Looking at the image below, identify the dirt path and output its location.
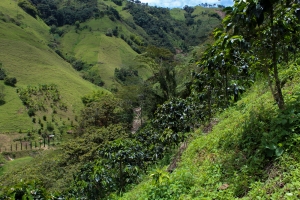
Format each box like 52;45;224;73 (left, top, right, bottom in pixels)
131;107;142;133
215;10;226;19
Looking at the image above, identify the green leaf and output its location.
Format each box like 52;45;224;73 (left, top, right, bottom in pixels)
275;147;284;157
281;119;287;125
266;143;276;150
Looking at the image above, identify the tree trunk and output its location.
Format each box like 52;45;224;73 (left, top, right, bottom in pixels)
271;6;285;109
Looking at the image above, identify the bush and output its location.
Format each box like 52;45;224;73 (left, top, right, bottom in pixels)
112;26;119;37
46;122;54;132
72;60;86;71
4;77;17;87
0;64;6;80
0;85;5;105
28;108;35;117
18;0;38;18
112;0;122;6
105;28;113;37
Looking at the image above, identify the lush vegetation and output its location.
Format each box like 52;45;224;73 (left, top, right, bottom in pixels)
3;0;300;199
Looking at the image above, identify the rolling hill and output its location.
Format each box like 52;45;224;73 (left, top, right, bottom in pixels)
0;0;105;133
0;0;222;134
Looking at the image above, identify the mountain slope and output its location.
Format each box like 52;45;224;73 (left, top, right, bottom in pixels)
0;0;223;133
0;0;106;132
119;61;300;199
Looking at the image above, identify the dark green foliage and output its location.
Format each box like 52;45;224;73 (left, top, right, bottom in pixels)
82;70;104;87
69;121;186;198
125;2;220;52
114;68;138;83
55;49;65;59
30;0;98;26
209;12;221;20
4;77;17;87
223;0;300;109
18;0;38;18
75;21;80;29
105;28;113;37
266;96;300;157
0;63;6;80
0;181;49;199
79;95;132;130
0;85;5;106
107;6;121;21
49;25;64;36
27;108;35;117
112;26;119;37
46;122;54;132
153;97;194;134
112;0;122;6
192;31;253;121
81;90;106;106
183;5;194;14
127;4;174;52
72;59;86;71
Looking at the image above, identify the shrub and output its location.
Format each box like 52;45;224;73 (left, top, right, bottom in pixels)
0;85;5;105
72;60;86;71
46;122;54;132
112;0;122;6
105;28;113;37
0;64;6;80
4;77;17;87
112;26;119;37
27;108;35;117
18;0;38;18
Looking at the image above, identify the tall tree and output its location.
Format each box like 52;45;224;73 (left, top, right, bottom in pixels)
223;0;300;109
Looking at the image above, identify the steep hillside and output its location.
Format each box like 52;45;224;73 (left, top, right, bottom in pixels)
59;17;148;88
119;60;300;199
0;0;106;133
0;0;223;133
49;0;222;88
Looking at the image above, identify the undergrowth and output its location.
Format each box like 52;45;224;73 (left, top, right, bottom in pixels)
119;61;300;199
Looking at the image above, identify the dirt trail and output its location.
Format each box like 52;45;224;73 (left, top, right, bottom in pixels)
131;107;142;133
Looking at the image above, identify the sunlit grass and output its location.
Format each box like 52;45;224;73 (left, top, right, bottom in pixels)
0;0;106;132
0;156;33;176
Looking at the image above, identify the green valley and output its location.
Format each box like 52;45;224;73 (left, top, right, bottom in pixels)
1;0;300;199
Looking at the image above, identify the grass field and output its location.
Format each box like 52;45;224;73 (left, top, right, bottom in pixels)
0;156;33;176
0;0;107;132
0;0;220;134
60;16;151;88
170;8;185;21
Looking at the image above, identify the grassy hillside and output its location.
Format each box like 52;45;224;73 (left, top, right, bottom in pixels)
60;16;150;88
0;0;106;133
0;156;33;177
57;1;222;88
119;61;300;199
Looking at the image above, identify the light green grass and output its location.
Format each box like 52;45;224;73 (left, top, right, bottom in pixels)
60;17;151;87
0;156;33;176
170;8;185;21
0;0;107;132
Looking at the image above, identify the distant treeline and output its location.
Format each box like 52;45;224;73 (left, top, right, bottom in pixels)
28;0;98;26
18;0;221;53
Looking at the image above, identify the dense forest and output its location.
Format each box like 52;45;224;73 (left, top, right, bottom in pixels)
1;0;300;199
